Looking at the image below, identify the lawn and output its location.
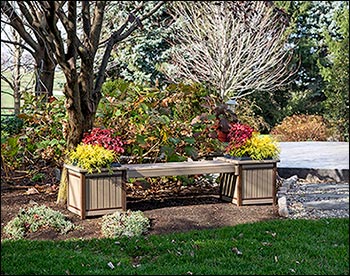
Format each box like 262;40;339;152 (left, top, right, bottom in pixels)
1;218;348;275
1;70;65;114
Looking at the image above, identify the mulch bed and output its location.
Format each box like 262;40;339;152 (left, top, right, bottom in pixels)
1;169;281;241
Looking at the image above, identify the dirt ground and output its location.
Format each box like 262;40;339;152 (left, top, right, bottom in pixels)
1;181;281;241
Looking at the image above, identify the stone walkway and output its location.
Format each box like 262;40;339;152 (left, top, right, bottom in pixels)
277;175;349;219
277;141;349;182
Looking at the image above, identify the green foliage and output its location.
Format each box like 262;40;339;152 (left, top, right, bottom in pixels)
254;2;347;131
68;144;117;173
1;116;24;136
1;136;20;160
318;3;349;141
4;205;77;240
1;92;67;172
105;2;173;86
98;79;225;163
275;1;341;94
101;210;150;238
31;173;45;182
271;114;332;141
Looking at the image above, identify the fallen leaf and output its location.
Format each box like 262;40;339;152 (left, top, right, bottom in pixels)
107;262;115;269
24;187;39;195
231;247;243;255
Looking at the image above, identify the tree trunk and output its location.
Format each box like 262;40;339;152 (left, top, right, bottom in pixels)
13;30;22;115
80;60;96;133
56;166;68;206
56;66;96;205
56;68;82;205
34;52;56;101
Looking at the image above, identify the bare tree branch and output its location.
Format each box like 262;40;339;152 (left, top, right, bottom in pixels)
82;1;91;40
1;1;39;51
94;1;166;96
1;39;35;56
166;1;296;100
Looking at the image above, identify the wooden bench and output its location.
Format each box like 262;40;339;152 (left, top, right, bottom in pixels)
122;157;279;206
66;157;278;219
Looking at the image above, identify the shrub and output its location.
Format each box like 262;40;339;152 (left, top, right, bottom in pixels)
1;93;67;174
4;205;77;240
227;123;255;148
1;116;24;136
97;80;224;162
270;114;332;141
101;210;150;238
68;144;117;173
82;127;124;155
226;132;280;160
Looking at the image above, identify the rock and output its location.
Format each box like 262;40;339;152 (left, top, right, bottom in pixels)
278;196;289;217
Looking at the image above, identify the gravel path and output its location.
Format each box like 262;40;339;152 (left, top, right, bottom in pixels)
277;175;349;219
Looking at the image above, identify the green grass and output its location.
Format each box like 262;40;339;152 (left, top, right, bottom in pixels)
1;70;65;112
1;218;349;275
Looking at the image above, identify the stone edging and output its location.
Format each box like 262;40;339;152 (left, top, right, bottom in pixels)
276;175;298;217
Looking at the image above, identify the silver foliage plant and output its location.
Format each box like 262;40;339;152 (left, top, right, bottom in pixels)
4;205;77;240
101;210;150;238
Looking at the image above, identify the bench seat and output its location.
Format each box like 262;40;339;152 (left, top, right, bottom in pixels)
122;159;237;178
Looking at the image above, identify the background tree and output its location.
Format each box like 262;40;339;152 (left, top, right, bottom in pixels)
273;1;344;115
1;1;57;100
103;2;174;86
164;1;295;101
1;28;25;115
318;2;349;141
1;1;165;204
241;1;348;132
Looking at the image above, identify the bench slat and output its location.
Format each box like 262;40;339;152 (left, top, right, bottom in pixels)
122;160;237;178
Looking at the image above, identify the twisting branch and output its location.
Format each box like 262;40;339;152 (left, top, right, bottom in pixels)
94;1;166;97
166;1;296;100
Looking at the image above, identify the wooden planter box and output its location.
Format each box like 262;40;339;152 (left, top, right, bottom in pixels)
216;157;279;206
64;164;128;219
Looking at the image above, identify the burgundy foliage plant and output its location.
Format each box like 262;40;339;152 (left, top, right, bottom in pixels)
82;128;124;154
